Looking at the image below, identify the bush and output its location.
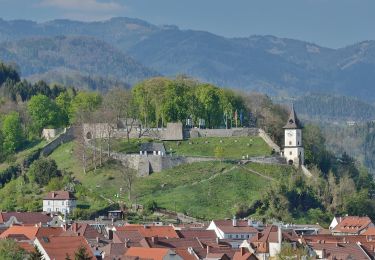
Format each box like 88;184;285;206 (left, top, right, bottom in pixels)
28;158;60;186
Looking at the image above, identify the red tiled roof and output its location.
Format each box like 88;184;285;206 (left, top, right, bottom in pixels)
309;242;370;260
175;248;196;260
213;220;258;234
0;212;52;225
17;241;36;253
43;191;76;200
0;226;64;241
362;227;375;236
233;248;257;260
177;229;217;239
0;226;39;240
37;236;94;259
116;224;179;238
60;223;105;240
333;216;373;234
124;247;170;260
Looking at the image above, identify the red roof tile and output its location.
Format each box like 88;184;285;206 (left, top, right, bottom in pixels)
124;247;171;260
43;191;76;200
0;212;52;225
213;220;258;234
333;216;373;234
116;224;179;238
37;236;94;259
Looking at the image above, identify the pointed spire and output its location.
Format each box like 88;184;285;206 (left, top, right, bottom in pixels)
283;104;302;129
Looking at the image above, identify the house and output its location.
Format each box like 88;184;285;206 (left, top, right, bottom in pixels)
331;216;374;235
240;225;283;259
308;241;371;259
60;222;107;246
43;191;77;214
114;224;179;238
140;142;166;156
233;248;258;260
34;235;95;260
207;217;258;248
0;226;63;241
124;247;183;260
0;212;53;227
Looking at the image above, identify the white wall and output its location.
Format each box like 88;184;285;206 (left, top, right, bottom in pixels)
43;199;76;214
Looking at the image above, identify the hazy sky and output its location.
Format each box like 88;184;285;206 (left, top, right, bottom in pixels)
0;0;373;48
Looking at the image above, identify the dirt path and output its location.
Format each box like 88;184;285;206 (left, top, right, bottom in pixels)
239;165;275;181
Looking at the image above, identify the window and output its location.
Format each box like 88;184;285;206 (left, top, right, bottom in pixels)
62;201;64;206
289;141;292;145
48;201;50;206
298;141;300;145
290;151;292;155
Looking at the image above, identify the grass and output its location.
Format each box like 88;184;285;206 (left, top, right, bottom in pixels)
0;139;47;171
48;140;295;221
163;137;272;159
133;161;295;220
110;138;153;153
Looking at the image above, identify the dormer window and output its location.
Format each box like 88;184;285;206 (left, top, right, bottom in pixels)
289;119;294;124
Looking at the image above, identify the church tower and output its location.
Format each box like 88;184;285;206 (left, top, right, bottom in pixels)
283;105;304;166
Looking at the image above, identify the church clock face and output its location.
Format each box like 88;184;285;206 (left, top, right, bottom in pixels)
287;131;294;137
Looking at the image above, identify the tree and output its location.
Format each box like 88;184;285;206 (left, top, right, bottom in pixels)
2;112;24;155
28;158;60;186
29;246;43;260
27;94;63;134
74;245;92;260
276;243;311;260
0;239;27;260
119;161;137;201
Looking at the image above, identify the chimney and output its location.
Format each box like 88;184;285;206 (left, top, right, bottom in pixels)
73;223;78;232
206;245;210;255
321;249;326;258
216;237;220;244
96;237;100;244
232;216;237;227
248;219;252;226
278;226;282;244
52;192;55;198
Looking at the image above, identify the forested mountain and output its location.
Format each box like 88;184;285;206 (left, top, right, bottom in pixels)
292;94;375;122
0;35;158;87
1;18;375;101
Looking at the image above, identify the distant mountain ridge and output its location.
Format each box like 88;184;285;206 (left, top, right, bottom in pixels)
0;35;158;88
1;17;375;100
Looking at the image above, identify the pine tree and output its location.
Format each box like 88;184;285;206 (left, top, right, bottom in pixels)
74;245;92;260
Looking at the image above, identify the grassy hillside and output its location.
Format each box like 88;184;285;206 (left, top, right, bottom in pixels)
48;140;294;220
164;136;272;159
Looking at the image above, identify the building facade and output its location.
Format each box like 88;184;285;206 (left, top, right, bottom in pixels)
43;191;77;214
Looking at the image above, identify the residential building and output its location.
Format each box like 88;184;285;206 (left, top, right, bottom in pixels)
0;212;53;227
124;247;183;260
43;191;77;214
331;216;374;236
140;142;166;156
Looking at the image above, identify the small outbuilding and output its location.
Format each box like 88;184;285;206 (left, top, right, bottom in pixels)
140;143;166;156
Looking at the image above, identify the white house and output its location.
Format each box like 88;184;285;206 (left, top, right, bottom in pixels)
282;105;304;166
140;142;166;156
207;217;258;248
43;191;77;214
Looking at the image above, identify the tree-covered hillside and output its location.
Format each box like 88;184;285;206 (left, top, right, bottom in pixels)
0;35;158;86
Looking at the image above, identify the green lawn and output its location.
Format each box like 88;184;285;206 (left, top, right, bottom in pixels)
110;138;153;153
163;136;272;159
133;161;295;220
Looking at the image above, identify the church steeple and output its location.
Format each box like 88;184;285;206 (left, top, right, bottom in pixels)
283;104;302;129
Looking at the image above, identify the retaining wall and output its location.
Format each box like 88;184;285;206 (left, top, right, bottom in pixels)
41;127;74;156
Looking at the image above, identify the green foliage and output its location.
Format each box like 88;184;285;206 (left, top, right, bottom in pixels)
0;239;27;260
214;146;224;161
28;158;60;186
28;94;64;134
70;91;102;122
1;112;25;155
132;77;246;128
164;137;271;159
0;62;20;86
29;246;43;260
277;243;311;260
74;245;92;260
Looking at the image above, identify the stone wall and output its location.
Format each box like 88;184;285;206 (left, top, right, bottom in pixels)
187;128;259;138
41;127;74;156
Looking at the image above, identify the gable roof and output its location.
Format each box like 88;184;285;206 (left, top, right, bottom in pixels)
115;224;179;238
37;236;94;260
0;226;63;240
124;247;171;260
140;143;166;153
332;216;373;234
43;191;76;200
0;212;52;225
60;223;105;240
177;229;217;239
309;242;370;260
283;104;302;129
213;220;258;234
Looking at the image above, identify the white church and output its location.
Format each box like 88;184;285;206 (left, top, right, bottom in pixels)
282;105;304;166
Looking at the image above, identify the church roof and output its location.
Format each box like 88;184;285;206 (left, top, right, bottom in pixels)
283;105;302;129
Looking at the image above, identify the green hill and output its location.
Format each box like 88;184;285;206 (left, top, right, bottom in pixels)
47;140;294;220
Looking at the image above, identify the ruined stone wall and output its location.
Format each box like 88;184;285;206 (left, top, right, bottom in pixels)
41;127;74;156
187;128;259;138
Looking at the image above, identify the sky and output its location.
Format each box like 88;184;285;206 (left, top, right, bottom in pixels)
0;0;373;48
